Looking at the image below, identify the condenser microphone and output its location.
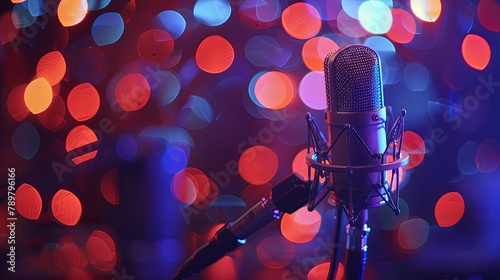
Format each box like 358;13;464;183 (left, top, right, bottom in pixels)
326;44;386;280
305;44;408;280
171;173;309;280
324;44;387;219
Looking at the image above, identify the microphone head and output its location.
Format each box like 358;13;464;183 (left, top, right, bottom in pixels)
325;45;383;113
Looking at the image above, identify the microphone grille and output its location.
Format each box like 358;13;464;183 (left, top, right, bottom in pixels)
324;45;383;112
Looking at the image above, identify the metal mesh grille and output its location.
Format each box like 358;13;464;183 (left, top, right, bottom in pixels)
324;45;383;112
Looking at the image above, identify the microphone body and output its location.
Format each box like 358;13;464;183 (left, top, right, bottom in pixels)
172;173;310;280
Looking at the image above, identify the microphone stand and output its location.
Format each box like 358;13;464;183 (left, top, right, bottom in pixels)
344;209;369;280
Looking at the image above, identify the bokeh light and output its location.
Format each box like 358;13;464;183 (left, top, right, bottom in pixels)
403;62;430;91
476;139;500;173
86;230;117;271
12;2;36;28
58;0;89;27
55;236;86;273
116;134;138;161
292;148;309;179
115;73;151;111
149;69;181;106
100;168;119;205
70;45;109;84
336;8;369;37
88;0;111;10
24;78;53;114
196;35;234;74
281;206;321;243
162;144;189;174
67;83;100;122
282;2;321;39
434;192;465;228
238;0;280;30
397;217;429;250
65;125;98;165
386;8;416;44
256;236;295;269
12;122;40;160
358;0;393;34
244;35;293;68
410;0;442;22
37;94;67;131
308;262;344;280
171;167;211;205
254;71;294;109
137;29;175;64
193;0;231;27
51;189;82;226
238;146;279;185
177;95;213;130
7;84;29;121
370;198;410;230
402;131;425;169
299;71;327;110
0;12;19;45
36;51;66;86
91;12;125;46
15;183;42;220
461;34;491;71
457;141;479;175
156;10;186;40
302;36;339;71
477;0;500;32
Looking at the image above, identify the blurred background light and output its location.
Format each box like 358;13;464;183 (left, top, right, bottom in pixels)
65;125;98;165
100;168;119;205
282;2;321;39
58;0;88;27
238;0;281;30
7;83;29;121
256;236;296;269
477;0;500;32
358;0;392;34
254;71;294;109
36;51;66;86
196;35;234;74
177;95;213;130
114;73;151;112
37;94;67;131
24;77;52;114
410;0;442;22
238;145;279;185
156;10;186;40
476;139;500;173
280;206;321;243
86;230;117;271
15;183;42;220
51;189;82;226
302;36;339;72
137;29;175;64
434;192;465;228
12;122;40;160
193;0;231;27
386;8;416;44
461;34;491;71
88;0;111;11
67;83;100;122
396;217;429;250
91;12;124;46
299;71;327;110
